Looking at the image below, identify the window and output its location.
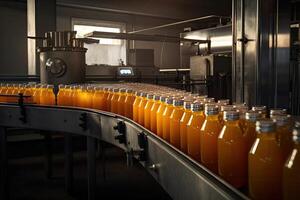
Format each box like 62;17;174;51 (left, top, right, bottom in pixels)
72;18;126;66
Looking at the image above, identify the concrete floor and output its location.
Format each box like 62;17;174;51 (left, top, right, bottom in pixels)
6;136;172;200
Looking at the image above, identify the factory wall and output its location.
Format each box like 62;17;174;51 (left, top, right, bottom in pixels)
0;1;183;76
0;2;27;75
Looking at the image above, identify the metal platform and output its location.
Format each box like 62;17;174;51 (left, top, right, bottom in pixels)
0;103;249;200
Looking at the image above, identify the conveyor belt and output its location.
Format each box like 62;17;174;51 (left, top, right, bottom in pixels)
0;103;249;200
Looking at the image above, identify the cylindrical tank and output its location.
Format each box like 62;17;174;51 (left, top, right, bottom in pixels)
38;31;87;85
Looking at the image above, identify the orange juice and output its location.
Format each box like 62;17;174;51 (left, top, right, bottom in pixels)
71;86;80;106
133;91;142;122
110;88;120;114
32;84;41;104
244;111;261;150
150;94;161;133
10;84;19;103
40;85;55;105
252;105;267;118
106;88;113;112
156;96;167;138
92;86;104;110
0;83;7;102
78;86;92;108
186;102;205;162
283;123;300;200
124;89;135;119
200;104;222;173
138;92;148;126
249;120;284;200
117;88;126;115
23;84;33;103
218;111;247;188
179;101;193;153
162;97;174;142
169;99;184;148
102;87;109;111
144;94;155;130
273;115;293;160
57;84;66;106
65;85;73;106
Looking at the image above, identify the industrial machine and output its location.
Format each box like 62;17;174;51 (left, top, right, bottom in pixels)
37;31;87;85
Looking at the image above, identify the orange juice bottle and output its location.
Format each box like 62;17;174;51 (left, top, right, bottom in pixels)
283;122;300;200
179;101;193;153
138;92;148;126
200;104;222;173
235;105;249;130
252;105;267;118
39;84;47;105
270;108;287;118
106;88;113;112
170;99;184;148
186;102;205;162
57;84;66;106
47;85;56;105
65;85;74;106
23;84;33;104
117;88;127;116
92;86;104;110
244;111;261;150
11;83;19;103
150;94;161;133
78;86;92;108
218;111;247;188
133;91;142;122
87;86;95;108
71;85;79;107
32;84;41;104
162;97;174;142
124;89;135;119
101;87;109;111
273;115;293;160
249;120;284;200
144;94;155;130
110;88;120;114
156;96;167;138
0;83;7;102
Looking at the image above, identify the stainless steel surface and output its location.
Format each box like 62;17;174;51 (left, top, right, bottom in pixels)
128;49;154;67
85;31;209;43
232;0;290;108
39;50;86;85
180;25;232;68
189;54;232;97
27;0;56;76
128;15;231;34
0;103;249;200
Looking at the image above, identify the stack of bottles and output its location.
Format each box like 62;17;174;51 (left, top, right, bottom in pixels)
0;82;299;200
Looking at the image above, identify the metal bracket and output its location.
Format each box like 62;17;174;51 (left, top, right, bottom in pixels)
113;121;126;144
137;132;147;161
18;93;27;123
237;37;254;44
79;113;88;131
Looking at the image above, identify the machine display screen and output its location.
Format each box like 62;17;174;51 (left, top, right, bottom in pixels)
118;67;134;76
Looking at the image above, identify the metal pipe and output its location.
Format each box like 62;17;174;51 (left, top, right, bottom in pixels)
128;15;231;34
57;2;179;21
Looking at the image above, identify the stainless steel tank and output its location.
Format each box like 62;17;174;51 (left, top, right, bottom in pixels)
37;31;87;85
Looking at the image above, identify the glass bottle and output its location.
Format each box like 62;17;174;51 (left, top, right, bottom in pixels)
187;102;205;162
162;97;174;142
179;101;193;153
170;99;184;149
144;94;155;130
249;120;284;200
200;104;222;173
156;96;167;138
218;111;247;188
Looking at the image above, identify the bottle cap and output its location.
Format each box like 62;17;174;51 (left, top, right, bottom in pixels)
191;102;204;111
204;97;215;103
252;105;267;112
272;115;290;127
218;99;230;105
245;110;261;122
126;89;133;93
147;93;154;99
113;88;120;92
224;111;239;121
160;96;167;102
166;97;174;105
154;94;161;101
120;88;126;93
205;104;219;115
174;99;184;106
141;92;147;97
270;108;287;117
135;91;141;96
221;105;235;112
293;122;300;143
58;84;65;89
184;101;192;110
256;120;276;133
47;85;54;89
87;86;94;91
